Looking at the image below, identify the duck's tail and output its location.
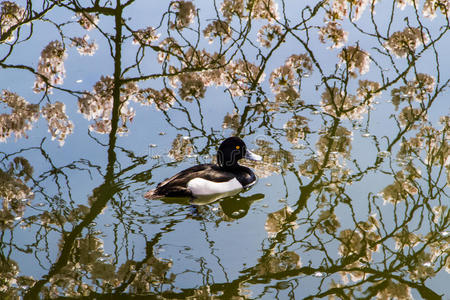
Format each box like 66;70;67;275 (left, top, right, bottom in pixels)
144;189;164;199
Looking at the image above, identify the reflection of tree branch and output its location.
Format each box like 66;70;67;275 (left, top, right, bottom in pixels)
62;261;440;299
0;1;57;43
112;214;182;294
24;165;119;299
0;62;86;96
23;1;125;298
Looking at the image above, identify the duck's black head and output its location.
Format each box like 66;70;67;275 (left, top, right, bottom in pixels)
217;137;261;168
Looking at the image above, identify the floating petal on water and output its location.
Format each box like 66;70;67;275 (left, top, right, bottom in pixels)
313;272;324;277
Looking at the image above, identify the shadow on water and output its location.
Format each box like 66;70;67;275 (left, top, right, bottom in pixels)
152;191;265;220
0;0;449;299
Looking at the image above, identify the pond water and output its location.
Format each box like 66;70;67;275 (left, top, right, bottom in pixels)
1;0;449;299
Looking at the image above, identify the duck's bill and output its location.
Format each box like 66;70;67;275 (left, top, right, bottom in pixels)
245;150;262;161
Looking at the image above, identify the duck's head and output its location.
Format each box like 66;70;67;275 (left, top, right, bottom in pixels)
217;137;262;168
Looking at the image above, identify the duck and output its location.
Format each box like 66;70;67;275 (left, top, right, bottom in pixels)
144;137;262;199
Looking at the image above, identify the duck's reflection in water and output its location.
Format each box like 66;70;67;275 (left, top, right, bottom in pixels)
219;193;264;219
149;190;264;220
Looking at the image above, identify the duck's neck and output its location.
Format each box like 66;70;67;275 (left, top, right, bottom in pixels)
218;162;240;170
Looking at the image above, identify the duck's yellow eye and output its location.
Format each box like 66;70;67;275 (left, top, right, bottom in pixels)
236;146;240;150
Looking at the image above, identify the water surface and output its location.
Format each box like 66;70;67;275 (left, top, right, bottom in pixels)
0;0;449;299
